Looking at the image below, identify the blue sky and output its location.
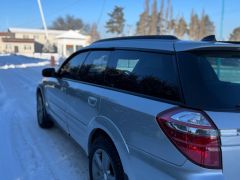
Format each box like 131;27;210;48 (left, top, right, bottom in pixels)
0;0;239;39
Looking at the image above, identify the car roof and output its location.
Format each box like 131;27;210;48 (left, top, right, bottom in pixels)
86;35;240;53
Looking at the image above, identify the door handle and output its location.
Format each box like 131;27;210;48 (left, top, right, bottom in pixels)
88;96;97;107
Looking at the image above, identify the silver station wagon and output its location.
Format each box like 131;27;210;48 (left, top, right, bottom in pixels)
37;35;240;180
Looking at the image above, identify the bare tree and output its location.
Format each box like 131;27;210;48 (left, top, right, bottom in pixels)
89;23;101;43
50;15;85;31
149;0;158;35
189;10;200;40
136;0;150;35
157;0;165;35
199;11;215;39
230;27;240;41
175;17;187;38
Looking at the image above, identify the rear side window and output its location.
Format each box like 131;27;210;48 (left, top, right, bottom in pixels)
79;51;111;85
105;50;180;102
59;51;88;79
177;51;240;110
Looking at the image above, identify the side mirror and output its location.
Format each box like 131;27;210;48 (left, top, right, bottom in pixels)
42;68;56;77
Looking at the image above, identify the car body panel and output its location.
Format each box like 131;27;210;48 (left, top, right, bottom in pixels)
37;37;240;180
63;78;100;146
42;77;69;132
207;111;240;180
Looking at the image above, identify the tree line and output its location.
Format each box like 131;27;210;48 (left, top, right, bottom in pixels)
49;1;240;41
105;0;215;40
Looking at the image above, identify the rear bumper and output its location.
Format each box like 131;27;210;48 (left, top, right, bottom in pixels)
128;145;223;180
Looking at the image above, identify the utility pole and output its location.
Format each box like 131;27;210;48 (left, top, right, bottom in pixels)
220;0;225;40
37;0;49;40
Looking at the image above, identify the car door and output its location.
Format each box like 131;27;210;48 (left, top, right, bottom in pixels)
65;50;111;145
45;51;89;132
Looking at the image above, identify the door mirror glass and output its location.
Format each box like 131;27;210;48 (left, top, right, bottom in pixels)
42;68;56;77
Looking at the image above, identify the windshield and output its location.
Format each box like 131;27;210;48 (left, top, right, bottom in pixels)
177;51;240;111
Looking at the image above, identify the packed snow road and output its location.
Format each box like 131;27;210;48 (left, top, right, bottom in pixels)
0;56;88;180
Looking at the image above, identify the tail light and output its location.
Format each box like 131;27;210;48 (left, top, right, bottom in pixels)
156;107;222;169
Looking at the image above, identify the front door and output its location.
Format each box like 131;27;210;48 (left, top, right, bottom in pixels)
14;46;19;53
66;50;111;145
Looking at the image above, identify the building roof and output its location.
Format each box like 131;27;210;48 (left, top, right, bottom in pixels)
2;38;34;43
8;28;67;35
56;30;88;40
0;32;14;37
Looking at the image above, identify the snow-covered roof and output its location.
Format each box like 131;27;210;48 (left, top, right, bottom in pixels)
56;30;88;40
8;28;67;35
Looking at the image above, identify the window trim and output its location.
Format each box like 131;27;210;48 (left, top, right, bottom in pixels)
57;47;183;104
57;50;90;79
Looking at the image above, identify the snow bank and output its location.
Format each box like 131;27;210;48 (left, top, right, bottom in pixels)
0;61;50;70
0;53;10;56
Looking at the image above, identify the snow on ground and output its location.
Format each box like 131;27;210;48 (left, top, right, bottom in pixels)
0;55;88;180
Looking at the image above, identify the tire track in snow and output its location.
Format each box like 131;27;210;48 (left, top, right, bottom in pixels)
10;108;59;180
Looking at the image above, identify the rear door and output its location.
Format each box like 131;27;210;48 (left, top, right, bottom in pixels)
100;50;186;167
65;50;112;145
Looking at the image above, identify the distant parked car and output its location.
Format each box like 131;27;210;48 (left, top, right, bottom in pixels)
37;35;240;180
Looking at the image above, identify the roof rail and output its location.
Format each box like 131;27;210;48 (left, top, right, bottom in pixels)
219;41;240;44
201;35;216;42
202;35;240;44
94;35;178;43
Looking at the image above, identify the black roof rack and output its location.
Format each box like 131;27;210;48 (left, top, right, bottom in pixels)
201;35;216;42
202;35;240;44
94;35;178;43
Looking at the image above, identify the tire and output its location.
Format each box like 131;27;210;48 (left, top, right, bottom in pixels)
37;93;53;129
89;136;125;180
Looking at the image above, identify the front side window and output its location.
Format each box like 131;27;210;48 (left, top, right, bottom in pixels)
79;51;111;85
105;50;180;102
59;51;88;79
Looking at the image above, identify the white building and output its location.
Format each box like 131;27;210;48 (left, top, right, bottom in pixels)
0;28;91;57
56;30;90;57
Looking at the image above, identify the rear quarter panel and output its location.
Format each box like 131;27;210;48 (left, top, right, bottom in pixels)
97;87;187;166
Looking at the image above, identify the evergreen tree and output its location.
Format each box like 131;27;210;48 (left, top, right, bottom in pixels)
189;11;200;40
157;0;165;35
105;6;125;35
230;27;240;41
165;0;170;31
175;17;187;38
200;13;215;38
168;2;175;33
136;0;150;35
149;0;158;35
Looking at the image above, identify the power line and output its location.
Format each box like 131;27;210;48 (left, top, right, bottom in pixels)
96;0;106;26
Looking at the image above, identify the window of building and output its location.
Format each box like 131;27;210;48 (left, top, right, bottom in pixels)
76;45;83;51
23;35;30;39
24;45;32;50
5;44;12;50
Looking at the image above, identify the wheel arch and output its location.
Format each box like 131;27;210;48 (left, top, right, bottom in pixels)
87;116;132;179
